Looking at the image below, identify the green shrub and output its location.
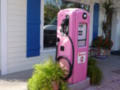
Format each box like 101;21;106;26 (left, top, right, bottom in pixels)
88;57;97;66
27;57;67;90
87;65;102;85
87;57;102;85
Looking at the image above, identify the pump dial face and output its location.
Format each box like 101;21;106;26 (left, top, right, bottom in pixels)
83;13;87;19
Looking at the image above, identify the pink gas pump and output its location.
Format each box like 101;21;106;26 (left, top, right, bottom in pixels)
56;8;90;84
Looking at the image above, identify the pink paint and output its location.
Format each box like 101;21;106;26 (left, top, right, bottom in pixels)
57;8;90;84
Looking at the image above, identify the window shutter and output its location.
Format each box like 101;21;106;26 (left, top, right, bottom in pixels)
27;0;41;57
93;3;99;40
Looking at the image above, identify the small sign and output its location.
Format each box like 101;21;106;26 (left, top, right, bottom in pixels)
78;24;87;47
78;52;86;64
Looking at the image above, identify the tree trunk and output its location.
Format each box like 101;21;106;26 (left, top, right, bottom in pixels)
106;13;112;40
52;81;59;90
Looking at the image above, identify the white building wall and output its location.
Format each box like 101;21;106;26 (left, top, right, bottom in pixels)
99;0;120;51
0;0;1;71
7;0;55;74
1;0;8;75
111;1;120;51
98;5;105;36
111;10;118;50
113;9;120;50
116;10;120;50
6;0;120;74
89;3;94;45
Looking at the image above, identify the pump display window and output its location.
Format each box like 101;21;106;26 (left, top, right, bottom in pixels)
44;0;90;48
78;24;87;47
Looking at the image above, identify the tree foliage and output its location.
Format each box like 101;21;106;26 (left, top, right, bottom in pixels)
44;1;59;25
102;0;114;40
44;0;77;25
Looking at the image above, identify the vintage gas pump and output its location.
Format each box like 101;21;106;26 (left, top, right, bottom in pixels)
56;8;90;84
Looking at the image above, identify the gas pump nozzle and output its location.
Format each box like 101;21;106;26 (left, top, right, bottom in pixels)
56;15;74;81
61;15;69;35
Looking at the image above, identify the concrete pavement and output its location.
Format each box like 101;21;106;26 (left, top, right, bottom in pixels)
0;55;120;90
85;55;120;90
0;70;33;90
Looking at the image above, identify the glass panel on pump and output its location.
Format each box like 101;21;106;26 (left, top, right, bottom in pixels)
78;24;87;47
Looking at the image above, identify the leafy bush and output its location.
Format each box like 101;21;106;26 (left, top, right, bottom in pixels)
27;57;67;90
87;65;102;85
87;57;102;85
92;36;113;50
88;57;96;66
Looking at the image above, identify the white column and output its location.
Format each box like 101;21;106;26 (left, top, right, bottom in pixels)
1;0;8;75
89;3;94;46
111;10;117;50
115;9;120;50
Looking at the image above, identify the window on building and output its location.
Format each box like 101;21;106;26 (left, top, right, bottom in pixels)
44;0;90;49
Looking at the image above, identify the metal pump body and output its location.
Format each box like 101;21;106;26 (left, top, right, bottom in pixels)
56;8;90;84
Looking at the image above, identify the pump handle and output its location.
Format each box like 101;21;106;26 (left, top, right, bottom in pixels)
61;15;69;35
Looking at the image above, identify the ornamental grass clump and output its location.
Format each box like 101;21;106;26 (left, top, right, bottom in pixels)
27;57;67;90
87;57;102;85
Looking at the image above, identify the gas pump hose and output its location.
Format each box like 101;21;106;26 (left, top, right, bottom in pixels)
56;35;74;81
56;15;74;80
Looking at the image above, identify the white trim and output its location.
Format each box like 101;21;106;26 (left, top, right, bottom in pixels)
1;0;8;75
40;0;56;53
89;3;94;45
40;0;44;52
42;49;56;53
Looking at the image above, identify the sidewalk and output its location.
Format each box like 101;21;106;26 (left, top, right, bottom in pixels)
0;70;33;90
85;55;120;90
0;55;120;90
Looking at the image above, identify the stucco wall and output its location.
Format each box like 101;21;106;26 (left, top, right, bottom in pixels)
7;0;55;74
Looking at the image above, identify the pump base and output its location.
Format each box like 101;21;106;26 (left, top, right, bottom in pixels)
68;78;90;90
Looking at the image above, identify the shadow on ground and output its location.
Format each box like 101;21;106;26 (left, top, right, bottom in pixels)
0;69;33;82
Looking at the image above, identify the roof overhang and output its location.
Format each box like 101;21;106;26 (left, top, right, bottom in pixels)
63;0;100;5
